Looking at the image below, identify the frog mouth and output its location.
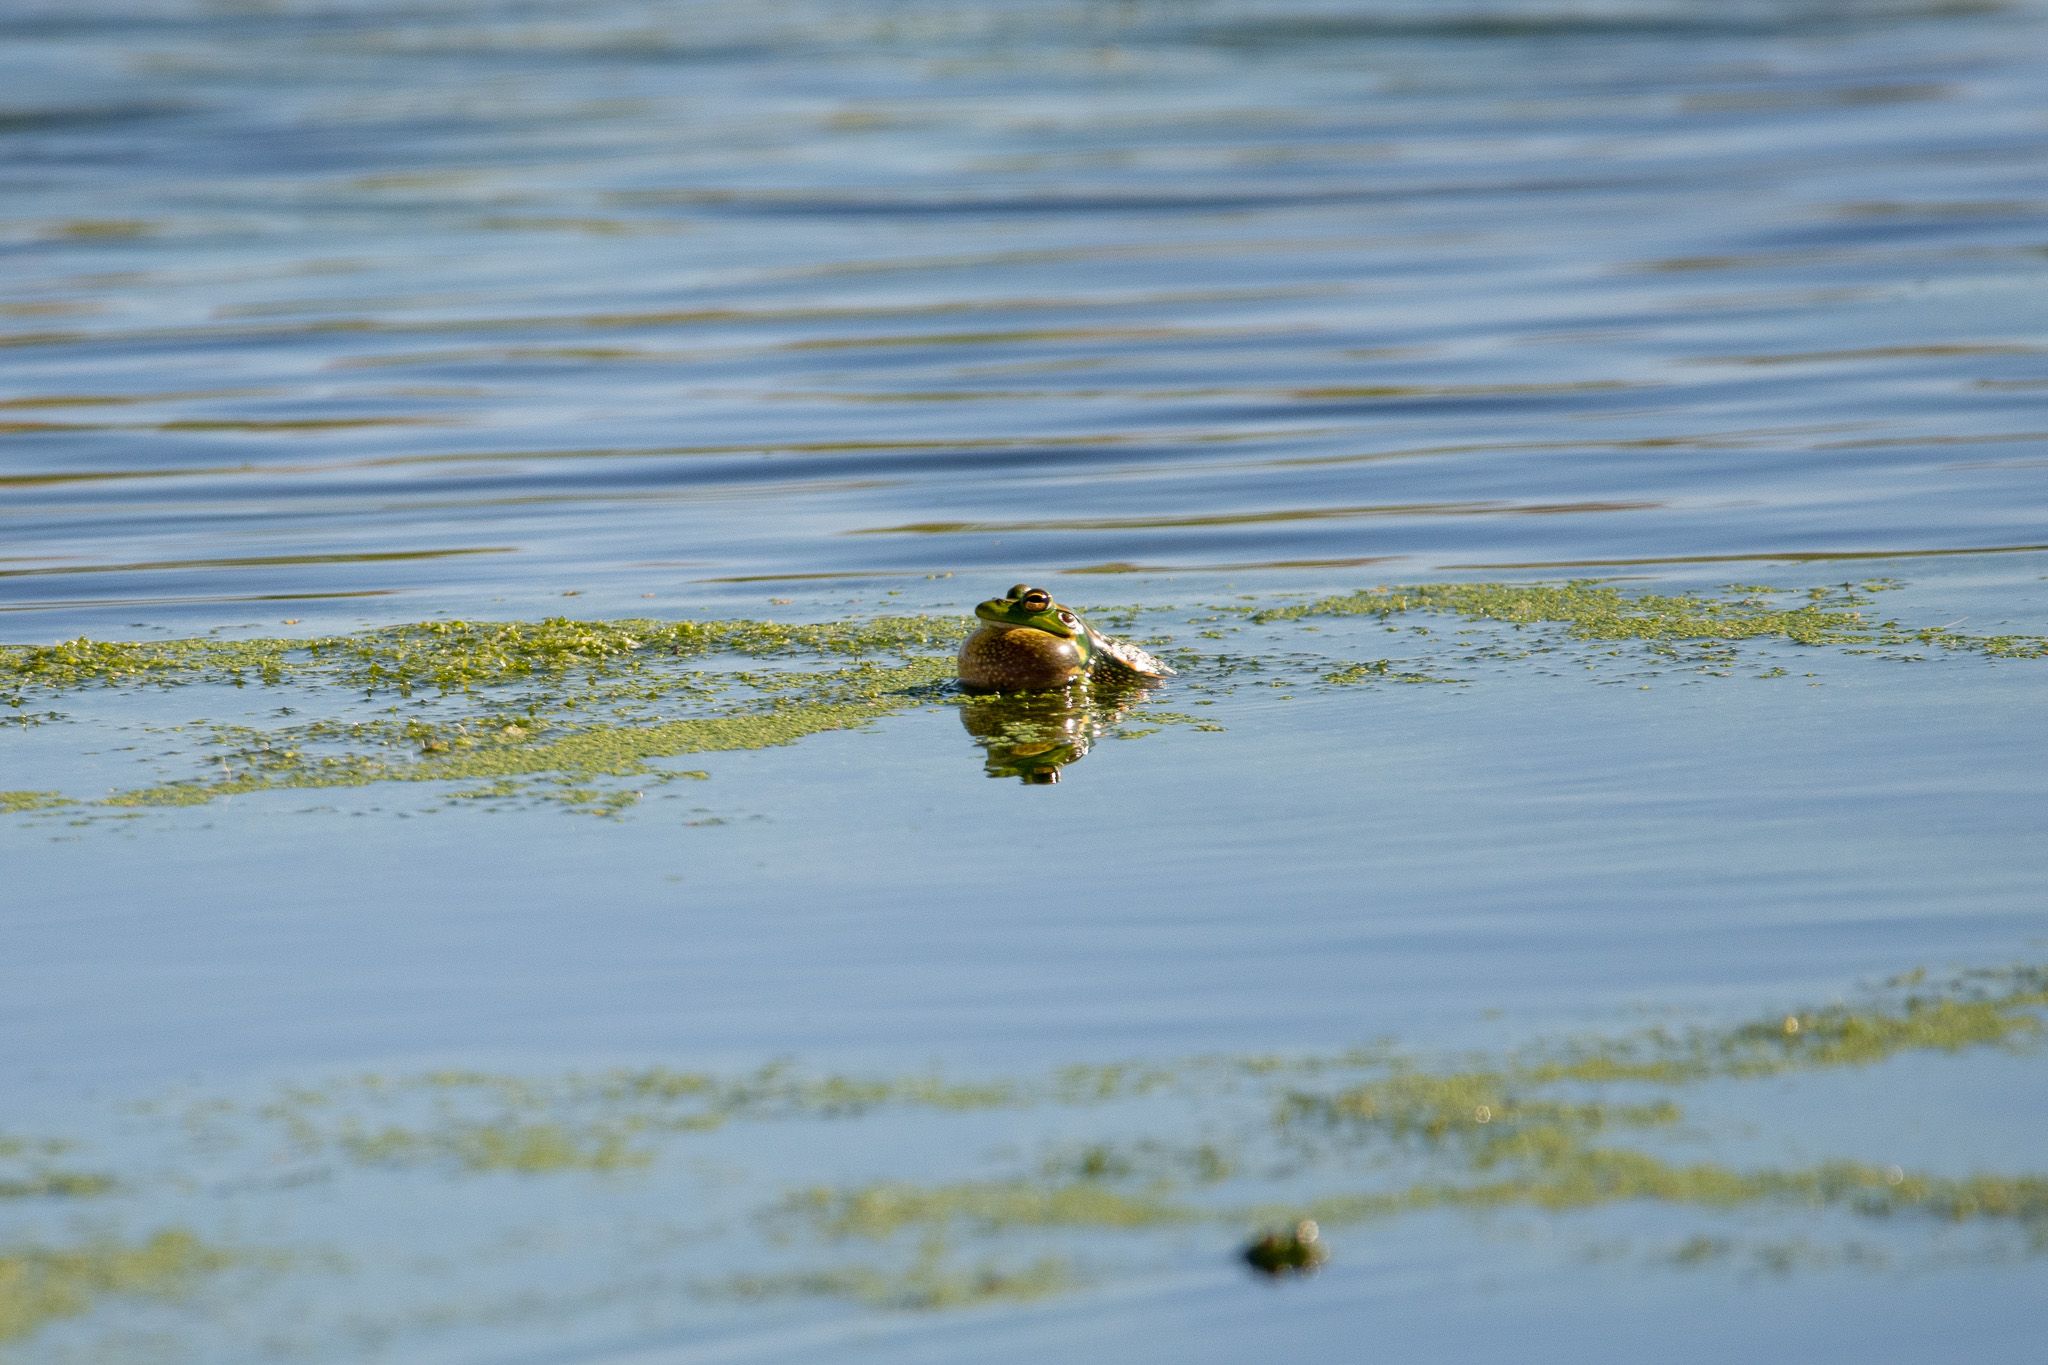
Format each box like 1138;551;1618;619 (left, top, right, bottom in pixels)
974;606;1076;637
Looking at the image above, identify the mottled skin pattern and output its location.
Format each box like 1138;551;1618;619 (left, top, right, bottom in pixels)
957;623;1089;692
956;584;1171;693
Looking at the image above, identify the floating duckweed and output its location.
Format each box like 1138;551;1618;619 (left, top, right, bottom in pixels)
1319;660;1451;685
0;791;71;814
0;1229;233;1345
0;1138;70;1160
0;1135;112;1200
783;1152;2048;1247
1524;984;2048;1085
1043;1139;1237;1185
205;968;2048;1202
0;962;2040;1345
336;1120;653;1174
2;614;965;814
1248;581;2048;660
784;1179;1194;1239
0;614;963;703
0;1169;116;1199
1051;1062;1178;1103
1280;1069;1681;1143
0;637;292;696
6;582;2042;816
721;1240;1073;1311
1668;1233;1733;1265
1285;1150;2048;1228
99;674;949;812
753;964;2048;1269
222;1062;1030;1177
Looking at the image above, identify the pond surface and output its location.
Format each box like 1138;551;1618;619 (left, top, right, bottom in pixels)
4;1;2048;1360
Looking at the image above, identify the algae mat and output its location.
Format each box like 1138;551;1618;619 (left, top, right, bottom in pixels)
2;962;2046;1360
4;577;2048;1360
5;579;2039;817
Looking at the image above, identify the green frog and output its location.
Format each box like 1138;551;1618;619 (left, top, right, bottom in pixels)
956;584;1175;693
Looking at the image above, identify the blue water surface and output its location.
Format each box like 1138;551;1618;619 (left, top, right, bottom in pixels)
4;1;2047;1360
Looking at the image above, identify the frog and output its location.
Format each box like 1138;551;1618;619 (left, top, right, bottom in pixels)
956;584;1175;693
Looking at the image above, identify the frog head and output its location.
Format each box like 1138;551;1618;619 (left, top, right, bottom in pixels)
973;584;1086;640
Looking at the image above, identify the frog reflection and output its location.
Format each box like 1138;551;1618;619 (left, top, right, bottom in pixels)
957;680;1154;784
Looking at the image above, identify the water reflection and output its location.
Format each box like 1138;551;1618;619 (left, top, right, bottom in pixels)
957;681;1155;785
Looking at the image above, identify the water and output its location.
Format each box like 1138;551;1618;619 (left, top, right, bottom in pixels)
4;1;2047;1360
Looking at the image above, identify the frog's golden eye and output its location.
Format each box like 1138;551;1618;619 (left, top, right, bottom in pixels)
1018;589;1053;613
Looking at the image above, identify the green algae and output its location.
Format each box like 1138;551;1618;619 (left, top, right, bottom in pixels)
1246;580;2048;661
192;1062;1033;1182
770;1154;2048;1244
721;1240;1073;1311
43;647;953;814
0;637;294;697
0;1229;233;1346
783;1179;1194;1240
229;966;2043;1188
0;1136;111;1200
4;580;2041;817
777;1153;2048;1245
1042;1140;1236;1185
7;961;2047;1351
0;1139;69;1161
336;1120;653;1175
1647;1234;1894;1273
0;1169;116;1199
756;963;2048;1257
0;614;961;703
122;967;2048;1200
100;679;946;811
1319;659;1454;685
420;1060;1021;1119
1278;1154;2048;1229
0;792;70;815
1516;970;2048;1086
1279;1068;1682;1145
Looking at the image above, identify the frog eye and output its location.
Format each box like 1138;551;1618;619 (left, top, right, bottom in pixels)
1007;584;1034;600
1018;589;1053;613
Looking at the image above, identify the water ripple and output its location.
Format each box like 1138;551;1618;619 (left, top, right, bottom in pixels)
1;0;2044;631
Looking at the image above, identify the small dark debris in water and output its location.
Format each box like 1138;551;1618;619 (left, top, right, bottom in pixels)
1243;1219;1327;1276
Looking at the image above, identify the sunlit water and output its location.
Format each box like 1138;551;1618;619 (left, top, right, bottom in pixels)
4;1;2048;1361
